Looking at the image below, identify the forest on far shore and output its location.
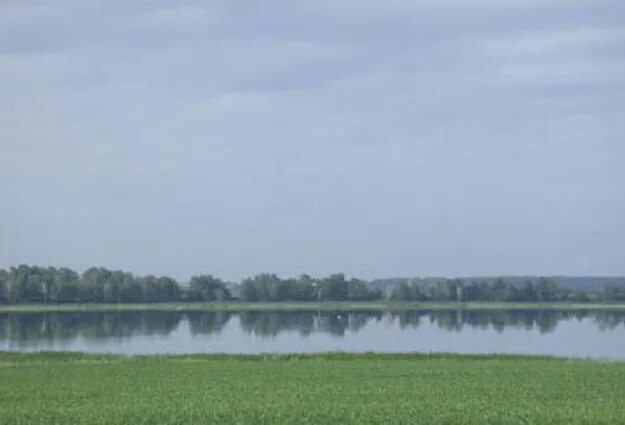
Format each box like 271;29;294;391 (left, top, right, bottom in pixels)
1;265;624;305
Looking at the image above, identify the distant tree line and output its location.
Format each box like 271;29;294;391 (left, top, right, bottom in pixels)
387;278;592;303
0;266;379;304
237;273;379;302
0;265;624;304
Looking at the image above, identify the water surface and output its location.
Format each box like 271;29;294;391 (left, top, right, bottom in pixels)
1;309;624;359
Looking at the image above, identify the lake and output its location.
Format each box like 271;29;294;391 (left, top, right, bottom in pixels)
1;309;624;359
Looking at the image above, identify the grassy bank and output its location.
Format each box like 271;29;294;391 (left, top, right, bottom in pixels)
1;352;624;424
1;301;625;313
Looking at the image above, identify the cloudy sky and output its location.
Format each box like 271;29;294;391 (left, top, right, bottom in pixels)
1;0;624;280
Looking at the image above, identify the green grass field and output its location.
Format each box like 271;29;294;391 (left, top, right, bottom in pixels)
1;352;624;424
1;301;624;313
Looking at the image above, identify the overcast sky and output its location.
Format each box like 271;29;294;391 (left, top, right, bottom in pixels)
1;0;624;280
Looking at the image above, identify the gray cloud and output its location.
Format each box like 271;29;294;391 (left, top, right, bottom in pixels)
1;0;624;279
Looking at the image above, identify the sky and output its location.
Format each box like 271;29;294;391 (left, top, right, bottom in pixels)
1;0;624;281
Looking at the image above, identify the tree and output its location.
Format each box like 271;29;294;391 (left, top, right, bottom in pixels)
445;279;464;302
468;281;492;302
266;275;289;301
319;273;349;301
0;269;8;304
81;267;112;302
290;275;316;301
138;275;159;302
490;278;509;302
39;267;56;304
157;276;181;302
188;275;231;302
408;282;426;301
238;278;259;301
6;265;45;303
55;268;81;303
599;283;625;302
347;278;378;301
390;282;410;301
536;277;559;302
121;277;144;303
237;274;284;301
508;280;536;302
103;271;126;303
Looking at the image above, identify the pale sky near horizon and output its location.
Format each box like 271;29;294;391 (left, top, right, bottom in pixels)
1;0;624;280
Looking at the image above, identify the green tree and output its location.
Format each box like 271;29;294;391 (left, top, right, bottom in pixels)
459;280;495;302
536;277;559;302
0;269;8;303
54;267;81;303
238;274;282;301
445;279;464;302
138;275;159;302
121;277;144;302
81;267;112;302
103;271;126;303
290;275;316;301
7;265;45;303
157;276;181;301
347;278;377;301
390;282;411;301
266;275;289;301
188;275;230;302
509;280;536;302
599;283;625;302
238;278;259;301
319;273;349;301
491;278;509;302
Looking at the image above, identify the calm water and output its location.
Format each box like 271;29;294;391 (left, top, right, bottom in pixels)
1;309;625;359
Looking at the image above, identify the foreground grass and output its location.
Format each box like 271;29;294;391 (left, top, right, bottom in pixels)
1;300;624;313
1;352;624;424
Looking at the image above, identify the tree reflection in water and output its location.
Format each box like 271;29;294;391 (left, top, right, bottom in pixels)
0;309;624;343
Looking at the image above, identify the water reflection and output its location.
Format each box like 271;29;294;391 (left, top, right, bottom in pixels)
394;310;599;334
1;309;624;343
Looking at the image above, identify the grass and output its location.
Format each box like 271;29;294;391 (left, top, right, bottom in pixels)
1;352;625;424
1;300;625;313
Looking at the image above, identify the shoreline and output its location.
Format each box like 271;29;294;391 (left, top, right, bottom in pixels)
1;300;625;313
0;350;620;363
